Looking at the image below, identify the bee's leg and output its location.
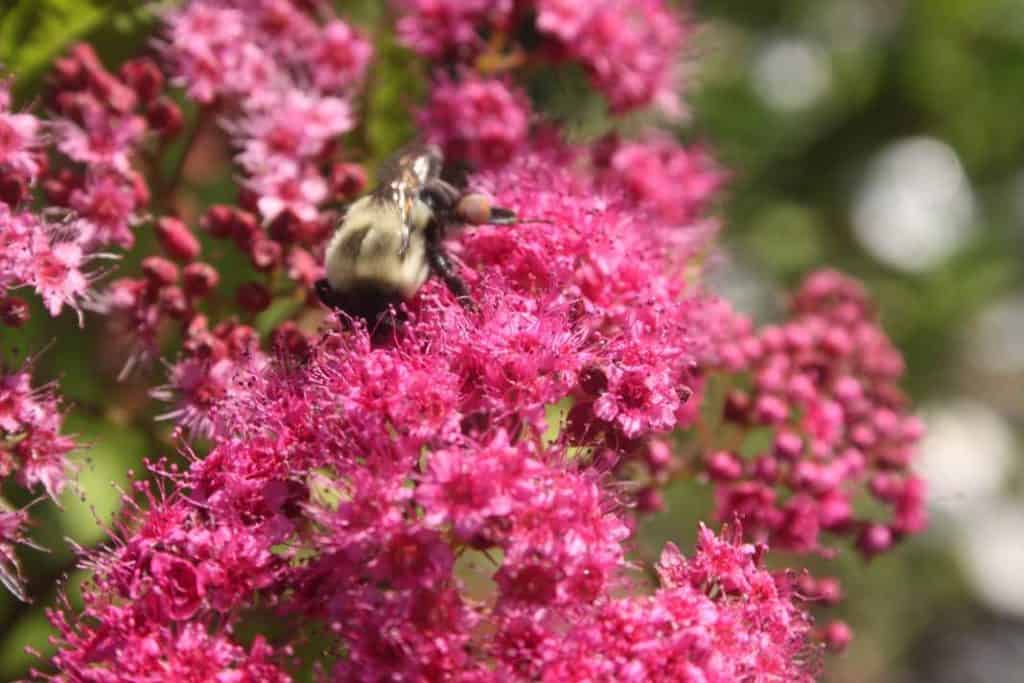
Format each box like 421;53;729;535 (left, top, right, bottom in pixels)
420;179;462;217
315;278;404;327
425;228;474;310
487;206;518;225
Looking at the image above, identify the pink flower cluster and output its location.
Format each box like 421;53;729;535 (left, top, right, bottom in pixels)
396;0;686;114
593;133;727;225
0;80;95;322
0;361;75;600
703;270;927;559
0;0;927;678
93;0;372;370
1;43;180;325
46;44;161;250
164;0;371;224
45;148;817;679
417;73;532;168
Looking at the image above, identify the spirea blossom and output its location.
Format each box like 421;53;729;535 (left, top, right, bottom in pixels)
0;204;95;319
0;361;76;601
0;80;43;190
393;0;514;61
594;133;726;225
418;74;532;168
514;527;816;682
44;146;818;679
703;270;927;558
4;0;926;677
163;0;371;225
393;0;687;114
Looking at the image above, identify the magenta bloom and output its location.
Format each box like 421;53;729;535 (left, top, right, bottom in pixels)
394;0;514;60
69;172;140;249
248;161;329;223
309;20;374;92
42;143;814;678
233;90;354;174
0;84;43;181
55;108;145;175
418;73;532;168
595;134;726;224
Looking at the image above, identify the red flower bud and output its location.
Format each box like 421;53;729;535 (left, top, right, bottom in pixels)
183;262;220;298
329;162;367;199
0;296;30;327
147;97;183;138
141;256;179;287
156;217;201;262
201;205;236;238
0;174;28;207
158;285;190;320
251;239;282;271
120;58;165;102
822;620;853;652
236;282;271;313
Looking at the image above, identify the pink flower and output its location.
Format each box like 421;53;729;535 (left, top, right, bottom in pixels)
0;86;43;180
149;552;206;620
234;90;354;173
595;134;726;224
418;73;532;168
393;0;514;59
308;20;373;92
571;0;688;114
55;107;145;174
534;0;596;42
30;234;90;318
494;527;815;681
163;4;263;103
248;161;328;223
593;364;680;438
70;172;140;249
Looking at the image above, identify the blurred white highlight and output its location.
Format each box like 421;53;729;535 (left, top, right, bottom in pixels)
852;137;976;272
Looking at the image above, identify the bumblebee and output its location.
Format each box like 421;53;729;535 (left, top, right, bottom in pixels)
316;143;516;324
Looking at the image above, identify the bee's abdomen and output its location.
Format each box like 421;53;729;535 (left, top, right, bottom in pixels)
325;207;430;299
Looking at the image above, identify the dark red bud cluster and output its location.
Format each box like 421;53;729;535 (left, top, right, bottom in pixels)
329;162;367;199
0;295;30;327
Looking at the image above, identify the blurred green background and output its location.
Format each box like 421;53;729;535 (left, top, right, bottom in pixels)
2;1;1024;681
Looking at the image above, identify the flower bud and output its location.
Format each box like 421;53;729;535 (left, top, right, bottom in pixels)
856;523;893;557
147;97;183;138
705;451;743;482
329;162;367;199
823;620;853;652
156;217;201;262
251;239;283;271
0;296;30;327
202;205;236;238
816;577;843;606
635;486;664;513
141;256;179;287
236;282;271;313
753;394;788;425
183;262;219;298
0;173;29;207
158;285;189;319
723;389;750;423
120;58;164;102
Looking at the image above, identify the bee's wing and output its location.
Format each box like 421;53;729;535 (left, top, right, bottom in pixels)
376;143;443;187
